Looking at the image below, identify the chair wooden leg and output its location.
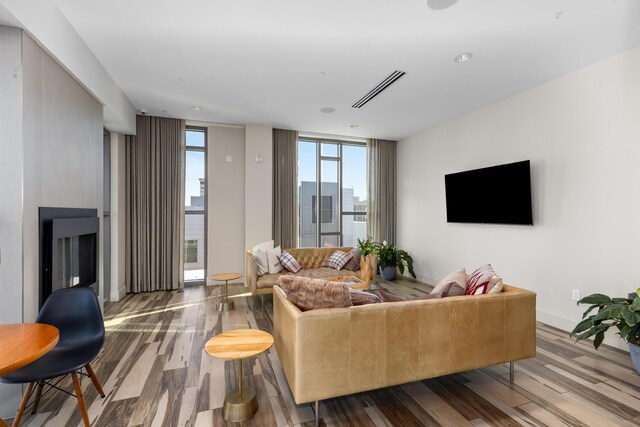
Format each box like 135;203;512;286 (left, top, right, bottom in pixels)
12;383;34;427
31;382;44;414
85;364;105;398
71;372;91;427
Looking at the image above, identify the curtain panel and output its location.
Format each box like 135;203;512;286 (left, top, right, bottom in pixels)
273;128;299;249
367;138;397;244
126;115;185;293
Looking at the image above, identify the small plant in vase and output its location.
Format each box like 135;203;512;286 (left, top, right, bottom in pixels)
570;289;640;374
356;237;378;284
376;241;416;281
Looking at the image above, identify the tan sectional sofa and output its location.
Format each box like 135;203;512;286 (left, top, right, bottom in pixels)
273;283;536;424
245;247;369;296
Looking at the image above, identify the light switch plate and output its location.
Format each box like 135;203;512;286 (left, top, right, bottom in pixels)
256;153;263;163
225;156;232;162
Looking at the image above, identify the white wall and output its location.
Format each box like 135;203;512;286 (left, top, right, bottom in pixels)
21;31;104;323
110;132;126;301
0;28;103;418
0;25;24;416
244;124;273;250
397;46;640;348
207;125;245;282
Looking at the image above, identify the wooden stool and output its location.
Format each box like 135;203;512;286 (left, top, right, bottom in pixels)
204;329;273;422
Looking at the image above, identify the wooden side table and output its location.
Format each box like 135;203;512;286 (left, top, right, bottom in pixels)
0;324;59;427
205;329;273;422
208;272;243;311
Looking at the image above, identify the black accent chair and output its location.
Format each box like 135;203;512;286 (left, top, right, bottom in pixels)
0;287;106;426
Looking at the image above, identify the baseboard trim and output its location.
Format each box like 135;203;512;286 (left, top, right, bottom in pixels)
537;309;628;352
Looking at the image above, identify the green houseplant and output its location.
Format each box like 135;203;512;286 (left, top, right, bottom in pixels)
570;288;640;374
376;241;416;281
357;237;379;284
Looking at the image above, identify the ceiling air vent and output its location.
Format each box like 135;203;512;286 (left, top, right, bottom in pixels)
352;70;406;108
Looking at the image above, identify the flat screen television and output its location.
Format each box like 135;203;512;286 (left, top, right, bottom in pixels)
445;160;533;225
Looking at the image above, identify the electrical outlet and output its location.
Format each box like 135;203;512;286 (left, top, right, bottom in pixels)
572;289;581;301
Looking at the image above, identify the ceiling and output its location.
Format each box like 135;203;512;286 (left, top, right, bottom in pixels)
53;0;640;140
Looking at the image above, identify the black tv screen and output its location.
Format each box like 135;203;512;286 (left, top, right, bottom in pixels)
445;160;533;225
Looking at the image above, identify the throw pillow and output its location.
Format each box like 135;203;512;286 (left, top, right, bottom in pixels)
343;248;362;272
323;250;354;270
278;251;302;273
431;268;467;297
278;276;352;311
266;246;283;274
378;289;443;302
466;264;497;295
350;288;380;306
488;275;504;293
252;240;274;276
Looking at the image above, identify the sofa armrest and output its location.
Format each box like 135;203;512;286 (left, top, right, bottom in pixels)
245;251;259;294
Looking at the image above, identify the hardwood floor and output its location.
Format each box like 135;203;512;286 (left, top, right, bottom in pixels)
11;279;640;427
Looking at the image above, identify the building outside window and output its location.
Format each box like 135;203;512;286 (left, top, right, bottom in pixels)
297;139;367;248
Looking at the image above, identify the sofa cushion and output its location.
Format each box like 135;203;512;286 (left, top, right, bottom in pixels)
466;264;498;295
431;268;467;297
488;276;504;293
278;251;302;273
284;247;353;269
256;267;359;289
379;289;443;302
266;246;283;274
349;288;380;306
252;240;274;276
343;248;361;272
279;276;352;311
323;250;353;270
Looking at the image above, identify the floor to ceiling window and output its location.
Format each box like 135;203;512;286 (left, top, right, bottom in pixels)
184;127;207;284
297;138;367;248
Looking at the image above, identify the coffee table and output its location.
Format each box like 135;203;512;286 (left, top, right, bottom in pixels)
209;272;243;311
0;324;59;427
205;329;273;422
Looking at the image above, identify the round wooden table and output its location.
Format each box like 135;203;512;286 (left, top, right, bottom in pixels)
205;329;273;422
208;272;243;312
0;324;59;427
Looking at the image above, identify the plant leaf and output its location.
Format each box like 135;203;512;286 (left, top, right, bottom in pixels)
592;304;623;322
629;297;640;312
637;288;640;297
573;323;609;342
594;331;606;349
578;294;612;306
622;309;640;327
582;305;600;319
571;317;594;335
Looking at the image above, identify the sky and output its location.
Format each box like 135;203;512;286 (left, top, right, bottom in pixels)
185;133;367;207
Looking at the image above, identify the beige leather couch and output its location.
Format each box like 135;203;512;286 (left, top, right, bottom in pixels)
273;283;536;421
245;247;368;296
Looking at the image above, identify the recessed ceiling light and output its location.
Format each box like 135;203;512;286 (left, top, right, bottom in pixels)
192;106;202;111
350;124;359;128
320;107;336;113
320;71;327;76
454;52;473;63
427;0;458;10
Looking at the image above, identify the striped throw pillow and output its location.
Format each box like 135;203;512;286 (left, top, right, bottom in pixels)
278;251;302;273
323;250;353;270
466;264;501;295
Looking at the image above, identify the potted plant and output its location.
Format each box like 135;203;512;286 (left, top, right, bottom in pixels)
570;289;640;374
357;237;378;284
375;241;416;281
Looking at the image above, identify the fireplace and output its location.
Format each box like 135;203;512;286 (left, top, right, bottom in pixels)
39;207;99;308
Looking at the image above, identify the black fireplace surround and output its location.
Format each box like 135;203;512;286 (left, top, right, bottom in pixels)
39;207;99;308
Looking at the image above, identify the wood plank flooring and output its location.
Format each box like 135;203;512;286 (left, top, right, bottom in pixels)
9;279;640;427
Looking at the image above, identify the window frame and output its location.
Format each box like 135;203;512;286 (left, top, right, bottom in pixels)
184;126;208;285
298;137;367;248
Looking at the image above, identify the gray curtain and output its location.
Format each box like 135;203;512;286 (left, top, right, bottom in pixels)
126;115;185;293
273;128;299;249
367;138;397;244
